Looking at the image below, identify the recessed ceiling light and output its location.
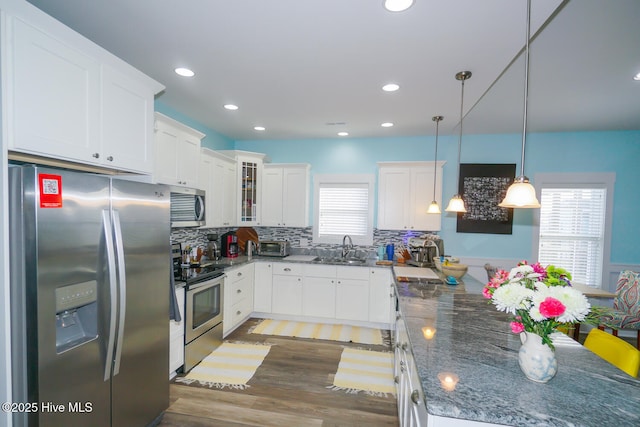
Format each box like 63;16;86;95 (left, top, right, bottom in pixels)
174;67;195;77
382;83;400;92
223;104;239;110
337;132;349;136
633;72;640;81
381;122;394;127
383;0;414;12
254;126;266;131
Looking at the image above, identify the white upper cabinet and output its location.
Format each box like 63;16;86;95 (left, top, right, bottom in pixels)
220;151;267;226
262;164;310;227
199;148;237;227
377;161;445;231
3;4;164;173
154;113;204;187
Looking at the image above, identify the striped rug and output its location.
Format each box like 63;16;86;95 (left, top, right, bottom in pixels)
250;319;383;345
175;342;271;389
328;348;396;397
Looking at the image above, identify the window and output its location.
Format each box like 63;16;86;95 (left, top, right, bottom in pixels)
533;173;615;288
313;174;374;245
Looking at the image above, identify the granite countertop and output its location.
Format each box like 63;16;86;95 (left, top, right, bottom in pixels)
395;274;640;427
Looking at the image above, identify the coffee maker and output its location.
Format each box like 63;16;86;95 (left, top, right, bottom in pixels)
407;237;443;268
220;231;239;258
206;233;221;260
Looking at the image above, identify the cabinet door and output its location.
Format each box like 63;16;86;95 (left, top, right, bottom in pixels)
177;133;201;187
8;16;100;162
221;159;237;227
369;268;393;324
101;66;154;173
411;167;441;231
335;278;369;321
238;157;262;225
282;167;309;227
254;262;273;313
154;121;181;185
199;151;214;227
377;168;411;230
272;275;302;315
261;167;284;226
302;277;336;318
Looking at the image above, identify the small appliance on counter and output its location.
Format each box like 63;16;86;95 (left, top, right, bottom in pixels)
220;231;239;258
206;233;221;260
258;240;291;257
406;237;444;268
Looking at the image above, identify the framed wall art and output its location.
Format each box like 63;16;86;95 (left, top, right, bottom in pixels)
456;163;516;234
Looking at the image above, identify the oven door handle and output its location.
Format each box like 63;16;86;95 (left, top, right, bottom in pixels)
188;275;225;291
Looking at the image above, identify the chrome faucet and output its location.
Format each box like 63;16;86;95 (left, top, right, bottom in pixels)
341;235;354;258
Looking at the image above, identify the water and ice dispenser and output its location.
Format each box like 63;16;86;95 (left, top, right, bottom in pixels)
55;280;98;353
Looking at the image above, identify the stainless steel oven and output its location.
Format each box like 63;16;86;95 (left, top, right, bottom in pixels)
184;273;224;372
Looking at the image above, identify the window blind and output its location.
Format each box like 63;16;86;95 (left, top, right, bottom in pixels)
538;187;606;288
318;183;369;237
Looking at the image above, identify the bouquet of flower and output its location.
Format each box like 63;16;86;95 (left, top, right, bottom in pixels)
483;261;591;349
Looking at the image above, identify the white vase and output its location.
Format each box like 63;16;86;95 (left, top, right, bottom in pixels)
518;331;557;383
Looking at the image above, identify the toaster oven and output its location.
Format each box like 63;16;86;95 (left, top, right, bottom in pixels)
258;240;290;257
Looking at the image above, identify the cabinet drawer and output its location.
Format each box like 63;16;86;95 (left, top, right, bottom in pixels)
227;265;252;284
228;276;253;305
303;264;337;278
272;262;303;276
229;298;252;327
336;265;369;280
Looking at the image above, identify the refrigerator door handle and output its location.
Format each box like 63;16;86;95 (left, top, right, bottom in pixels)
112;210;127;376
102;210;118;382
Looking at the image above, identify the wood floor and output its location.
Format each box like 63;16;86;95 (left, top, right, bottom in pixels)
159;318;399;427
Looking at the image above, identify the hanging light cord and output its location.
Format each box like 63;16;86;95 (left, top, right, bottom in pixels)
455;76;466;194
432;116;441;200
519;0;531;178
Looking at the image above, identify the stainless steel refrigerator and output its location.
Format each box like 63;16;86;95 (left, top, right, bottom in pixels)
9;165;170;427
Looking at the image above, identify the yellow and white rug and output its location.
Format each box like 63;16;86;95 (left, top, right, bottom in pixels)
250;319;383;345
328;347;396;397
175;342;271;389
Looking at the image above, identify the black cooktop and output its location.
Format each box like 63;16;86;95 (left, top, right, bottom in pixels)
176;265;224;287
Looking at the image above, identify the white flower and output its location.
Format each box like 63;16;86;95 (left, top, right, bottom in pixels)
548;286;591;323
491;282;533;315
508;265;534;279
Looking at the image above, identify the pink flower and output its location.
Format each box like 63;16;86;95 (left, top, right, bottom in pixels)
539;297;566;318
482;287;493;299
510;321;525;333
531;262;547;280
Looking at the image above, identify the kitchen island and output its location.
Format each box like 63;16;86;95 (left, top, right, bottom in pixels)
395;274;640;427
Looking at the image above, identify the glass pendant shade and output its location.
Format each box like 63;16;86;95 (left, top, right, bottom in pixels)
445;195;466;212
499;176;540;208
427;201;441;214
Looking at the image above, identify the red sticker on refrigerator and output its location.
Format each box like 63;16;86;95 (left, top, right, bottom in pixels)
38;173;63;208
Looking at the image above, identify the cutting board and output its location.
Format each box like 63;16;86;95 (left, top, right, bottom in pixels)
393;266;439;279
283;255;319;262
236;227;259;253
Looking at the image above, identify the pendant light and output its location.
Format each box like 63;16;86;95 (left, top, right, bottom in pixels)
499;0;540;208
427;116;443;214
445;71;471;213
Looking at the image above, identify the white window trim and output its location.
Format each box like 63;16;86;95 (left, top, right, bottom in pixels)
313;173;375;246
532;172;615;289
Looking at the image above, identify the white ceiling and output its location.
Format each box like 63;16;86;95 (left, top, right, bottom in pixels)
26;0;640;141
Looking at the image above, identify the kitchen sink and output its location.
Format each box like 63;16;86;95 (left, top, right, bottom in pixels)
313;257;367;265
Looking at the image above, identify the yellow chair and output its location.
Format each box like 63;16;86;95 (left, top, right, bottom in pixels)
583;328;640;377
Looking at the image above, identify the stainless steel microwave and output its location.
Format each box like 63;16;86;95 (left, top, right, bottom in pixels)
258;240;290;257
170;186;205;228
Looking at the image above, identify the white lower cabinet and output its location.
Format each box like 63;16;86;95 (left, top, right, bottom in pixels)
272;263;303;316
395;310;428;427
369;268;394;324
335;266;369;321
223;264;255;336
302;264;337;318
169;286;185;375
253;261;273;313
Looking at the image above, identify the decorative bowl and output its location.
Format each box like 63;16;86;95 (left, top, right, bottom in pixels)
441;263;468;280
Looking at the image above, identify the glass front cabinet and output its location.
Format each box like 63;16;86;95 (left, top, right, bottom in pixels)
221;151;266;226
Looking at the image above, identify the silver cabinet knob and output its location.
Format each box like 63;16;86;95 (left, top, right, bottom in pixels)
92;153;100;158
411;390;420;404
106;156;113;161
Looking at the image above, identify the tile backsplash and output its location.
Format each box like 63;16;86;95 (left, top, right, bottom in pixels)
171;226;441;258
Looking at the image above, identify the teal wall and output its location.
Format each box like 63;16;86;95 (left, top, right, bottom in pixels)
235;130;640;265
154;101;234;150
151;101;639;265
